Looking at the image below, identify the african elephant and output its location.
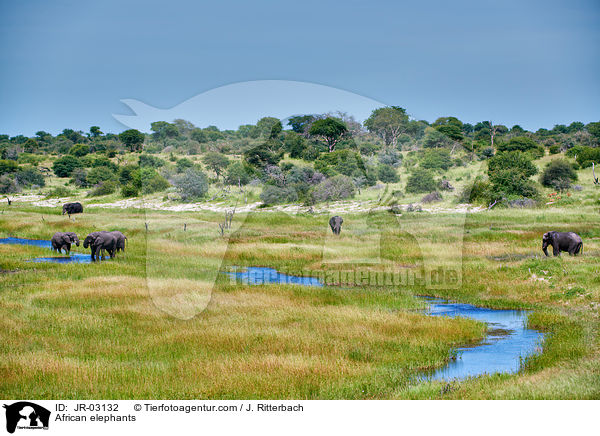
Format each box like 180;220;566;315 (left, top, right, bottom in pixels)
62;202;83;217
83;231;117;261
329;216;343;235
542;231;583;256
109;231;127;253
51;231;80;254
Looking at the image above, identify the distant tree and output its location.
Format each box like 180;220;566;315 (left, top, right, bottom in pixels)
35;131;52;142
69;144;90;157
243;140;283;168
309;117;348;152
0;159;19;175
89;126;103;138
225;161;252;185
283;132;306;158
202;152;230;179
269;120;283;139
190;128;207;143
488;151;539;199
119;129;145;152
421;127;452;149
60;128;86;143
586;121;600;144
256;117;281;138
23;138;38;153
287;115;316;135
364;106;409;147
150;121;178;146
497;136;545;158
172;119;196;136
567;121;584;133
432;116;464;142
405;168;437;193
421;149;452;171
377;164;400;183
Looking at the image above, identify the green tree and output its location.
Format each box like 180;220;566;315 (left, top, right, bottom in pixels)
243;140;283;168
119;129;145;152
309;118;348;152
287;115;315;134
432;116;464;142
256;117;281;137
488;151;539;199
539;159;578;190
364;106;409;147
69;144;90;157
496;136;544;159
89;126;103;138
52;155;81;177
202;152;230;179
377;164;400;183
173;168;209;201
405;168;437;193
586;121;600;144
225;161;252;185
150;121;178;147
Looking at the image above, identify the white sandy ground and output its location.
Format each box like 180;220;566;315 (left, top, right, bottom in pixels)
9;194;485;215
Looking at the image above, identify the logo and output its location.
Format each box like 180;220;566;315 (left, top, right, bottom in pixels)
3;402;50;434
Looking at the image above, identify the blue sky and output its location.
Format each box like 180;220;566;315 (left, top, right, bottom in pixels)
1;0;598;136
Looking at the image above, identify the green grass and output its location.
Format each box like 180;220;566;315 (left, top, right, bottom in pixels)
0;191;599;398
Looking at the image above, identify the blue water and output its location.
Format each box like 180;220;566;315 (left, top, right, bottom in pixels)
0;237;93;263
224;266;545;381
420;297;545;381
224;266;323;287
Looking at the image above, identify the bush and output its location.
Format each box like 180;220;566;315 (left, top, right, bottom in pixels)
173;168;209;201
310;175;355;203
458;178;492;204
118;164;139;185
421;149;452;171
540;159;578;190
87;166;116;185
71;168;88;187
405;168;437;193
138;154;165;168
52;155;81;177
0;175;19;194
15;167;45;188
45;186;72;198
121;183;139;198
549;144;561;154
69;144;90;157
572;146;600;168
260;185;299;205
0;159;19;175
89;180;118;196
225;161;252;185
488;151;540;200
497;136;545;159
377;164;400;183
176;158;194;173
140;167;170;194
378;149;402;167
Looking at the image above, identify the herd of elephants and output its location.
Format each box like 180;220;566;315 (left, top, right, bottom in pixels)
54;202;584;261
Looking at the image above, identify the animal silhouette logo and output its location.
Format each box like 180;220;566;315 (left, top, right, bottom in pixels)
3;402;50;434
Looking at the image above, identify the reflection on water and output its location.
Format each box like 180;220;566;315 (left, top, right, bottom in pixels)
420;297;545;381
0;237;93;263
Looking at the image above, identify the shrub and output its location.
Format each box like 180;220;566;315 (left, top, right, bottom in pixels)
121;183;139;198
540;159;577;190
0;159;19;175
0;175;19;194
71;168;88;187
458;178;491;204
480;147;495;159
225;161;252;185
405;168;437;193
15;167;45;188
549;144;561;154
572;146;600;168
69;144;90;157
140;167;170;194
91;156;118;172
176;158;194;173
52;155;81;177
17;153;44;165
118;164;139;185
421;149;452;171
377;149;402;167
497;136;545;159
45;186;72;198
377;164;400;183
173;168;209;201
87;166;116;185
260;185;299;205
89;180;118;196
310;175;355;203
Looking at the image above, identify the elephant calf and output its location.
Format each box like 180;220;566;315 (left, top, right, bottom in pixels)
51;232;80;254
329;216;343;235
542;231;583;256
83;231;117;261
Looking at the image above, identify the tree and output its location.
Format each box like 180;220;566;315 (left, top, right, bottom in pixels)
256;117;281;137
309;117;348;152
540;159;577;190
287;115;316;135
225;161;252;185
432;117;464;142
173;168;209;201
497;136;544;158
488;151;539;199
586;121;600;144
119;129;145;152
310;175;355;203
89;126;103;138
405;168;437;193
150;121;178;147
243;140;283;168
364;106;409;147
69;144;90;157
52;155;81;177
202;152;230;179
377;164;400;183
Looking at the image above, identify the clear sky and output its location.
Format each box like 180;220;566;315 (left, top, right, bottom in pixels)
1;0;598;136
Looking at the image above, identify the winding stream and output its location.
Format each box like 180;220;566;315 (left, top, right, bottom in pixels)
226;266;546;381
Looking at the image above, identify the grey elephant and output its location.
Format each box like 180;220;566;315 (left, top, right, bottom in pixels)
62;202;83;217
51;232;80;254
329;216;343;235
542;231;583;256
109;231;127;253
83;231;117;261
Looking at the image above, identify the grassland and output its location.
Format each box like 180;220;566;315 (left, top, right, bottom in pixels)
1;193;599;398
